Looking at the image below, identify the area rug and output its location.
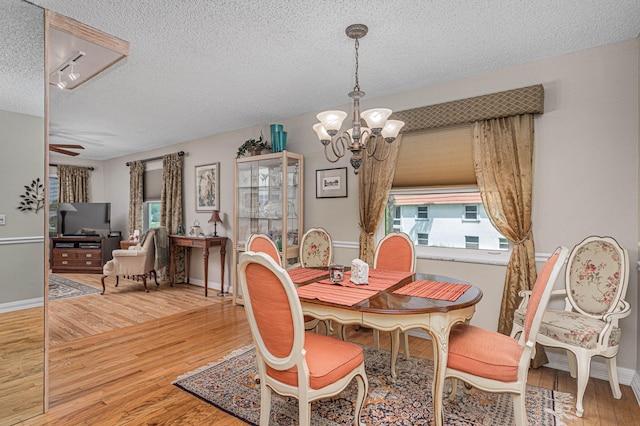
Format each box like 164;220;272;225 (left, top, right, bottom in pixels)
49;274;102;301
173;344;574;425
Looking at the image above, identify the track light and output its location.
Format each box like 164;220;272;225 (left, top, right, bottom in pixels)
56;71;67;90
68;62;80;81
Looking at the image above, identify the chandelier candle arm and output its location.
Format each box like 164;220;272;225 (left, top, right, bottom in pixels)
312;23;405;174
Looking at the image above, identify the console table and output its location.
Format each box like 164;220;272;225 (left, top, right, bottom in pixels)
169;235;228;297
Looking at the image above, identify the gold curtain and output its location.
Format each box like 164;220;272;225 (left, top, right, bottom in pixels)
57;165;89;203
160;153;184;282
358;136;402;265
473;114;546;366
128;161;144;236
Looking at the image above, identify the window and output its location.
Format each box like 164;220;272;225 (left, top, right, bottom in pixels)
393;206;401;231
499;238;509;250
143;201;161;231
464;205;478;220
417;233;429;245
465;236;479;249
417;205;428;219
49;175;59;236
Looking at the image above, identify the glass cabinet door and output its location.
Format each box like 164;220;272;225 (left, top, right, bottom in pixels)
233;151;303;304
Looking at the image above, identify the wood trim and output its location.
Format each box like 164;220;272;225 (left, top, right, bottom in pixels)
48;11;130;56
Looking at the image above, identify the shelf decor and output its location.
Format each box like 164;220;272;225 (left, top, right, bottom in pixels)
195;163;219;212
316;167;348;198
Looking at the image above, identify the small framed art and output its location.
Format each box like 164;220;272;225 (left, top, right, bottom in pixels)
316;167;348;198
195;163;220;211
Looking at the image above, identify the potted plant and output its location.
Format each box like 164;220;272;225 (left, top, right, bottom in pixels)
236;134;271;158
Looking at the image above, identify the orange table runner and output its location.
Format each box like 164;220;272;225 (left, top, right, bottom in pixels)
297;283;378;306
393;280;471;301
316;269;413;292
287;267;329;284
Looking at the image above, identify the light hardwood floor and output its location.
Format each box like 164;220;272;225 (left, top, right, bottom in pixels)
13;273;640;425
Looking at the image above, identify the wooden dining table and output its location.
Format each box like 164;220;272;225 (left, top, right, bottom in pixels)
289;267;483;426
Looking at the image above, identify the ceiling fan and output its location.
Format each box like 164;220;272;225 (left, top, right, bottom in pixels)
49;143;84;156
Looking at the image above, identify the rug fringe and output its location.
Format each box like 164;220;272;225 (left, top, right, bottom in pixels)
543;391;577;426
172;343;255;383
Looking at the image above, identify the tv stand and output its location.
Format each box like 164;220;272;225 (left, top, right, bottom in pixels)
50;236;121;274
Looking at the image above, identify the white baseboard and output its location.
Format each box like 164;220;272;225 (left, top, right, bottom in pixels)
632;372;640;407
0;297;44;313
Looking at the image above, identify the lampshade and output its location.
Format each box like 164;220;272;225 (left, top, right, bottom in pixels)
381;120;405;141
208;210;222;223
312;123;331;143
316;110;348;134
361;108;392;132
58;203;77;212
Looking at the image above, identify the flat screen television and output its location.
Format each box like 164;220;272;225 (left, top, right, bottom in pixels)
57;202;111;237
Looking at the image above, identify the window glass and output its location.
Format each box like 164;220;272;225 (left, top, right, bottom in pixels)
143;201;161;231
49;175;58;235
385;188;508;251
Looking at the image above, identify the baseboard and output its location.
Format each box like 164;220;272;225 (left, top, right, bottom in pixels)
0;297;44;313
632;371;640;407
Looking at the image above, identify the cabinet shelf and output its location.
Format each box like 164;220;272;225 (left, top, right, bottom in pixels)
232;151;304;305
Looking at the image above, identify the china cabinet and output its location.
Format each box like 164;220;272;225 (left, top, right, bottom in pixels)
232;151;303;305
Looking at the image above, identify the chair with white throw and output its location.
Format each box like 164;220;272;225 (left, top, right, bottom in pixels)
446;246;568;426
511;236;630;417
237;251;368;426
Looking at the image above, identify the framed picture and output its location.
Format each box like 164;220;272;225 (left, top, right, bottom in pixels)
195;163;220;211
316;167;348;198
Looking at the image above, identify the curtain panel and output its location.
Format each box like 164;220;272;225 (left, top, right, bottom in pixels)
358;137;402;265
473;114;546;367
57;165;90;203
160;153;184;282
128;161;144;236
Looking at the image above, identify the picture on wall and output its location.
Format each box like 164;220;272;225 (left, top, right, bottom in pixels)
195;163;220;211
316;167;348;198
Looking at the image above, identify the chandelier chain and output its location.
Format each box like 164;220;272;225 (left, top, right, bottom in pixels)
353;38;360;92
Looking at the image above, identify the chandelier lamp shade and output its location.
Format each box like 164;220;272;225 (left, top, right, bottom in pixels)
312;24;404;174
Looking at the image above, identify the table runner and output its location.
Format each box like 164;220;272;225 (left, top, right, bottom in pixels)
393;280;471;301
287;267;329;284
316;269;413;291
297;282;378;306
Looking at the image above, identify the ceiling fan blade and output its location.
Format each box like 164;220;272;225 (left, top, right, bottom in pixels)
50;146;81;156
50;144;84;149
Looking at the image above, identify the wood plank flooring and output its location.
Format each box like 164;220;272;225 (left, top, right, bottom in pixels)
11;273;640;425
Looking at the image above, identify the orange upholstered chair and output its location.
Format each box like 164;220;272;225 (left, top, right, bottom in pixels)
238;251;368;426
372;232;415;358
445;246;568;426
247;233;281;266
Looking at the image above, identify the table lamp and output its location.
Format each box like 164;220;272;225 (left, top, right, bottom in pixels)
208;210;222;237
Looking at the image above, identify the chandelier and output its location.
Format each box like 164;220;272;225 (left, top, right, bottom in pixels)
312;24;404;175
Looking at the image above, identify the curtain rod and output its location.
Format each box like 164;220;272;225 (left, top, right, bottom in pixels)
126;151;185;166
49;163;94;171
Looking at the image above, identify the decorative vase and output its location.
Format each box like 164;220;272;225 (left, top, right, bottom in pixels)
271;124;284;152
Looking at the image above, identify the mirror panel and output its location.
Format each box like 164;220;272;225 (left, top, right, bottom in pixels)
0;0;46;423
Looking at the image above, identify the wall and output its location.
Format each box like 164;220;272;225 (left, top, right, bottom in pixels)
0;110;45;304
95;38;638;371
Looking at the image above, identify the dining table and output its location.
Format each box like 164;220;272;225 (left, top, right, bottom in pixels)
287;266;483;426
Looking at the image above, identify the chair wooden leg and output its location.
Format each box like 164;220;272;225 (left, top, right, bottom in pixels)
574;351;590;417
115;276;119;287
354;371;368;426
259;382;271;425
151;269;159;286
100;275;107;295
606;356;622;399
141;276;149;293
512;391;527;426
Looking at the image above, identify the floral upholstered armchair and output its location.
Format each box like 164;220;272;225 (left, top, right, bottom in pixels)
511;236;630;417
299;228;333;268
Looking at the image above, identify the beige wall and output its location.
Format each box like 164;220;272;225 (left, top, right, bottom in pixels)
0;110;45;303
73;38;639;371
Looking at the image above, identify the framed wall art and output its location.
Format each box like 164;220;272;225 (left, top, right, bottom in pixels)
195;163;220;211
316;167;348;198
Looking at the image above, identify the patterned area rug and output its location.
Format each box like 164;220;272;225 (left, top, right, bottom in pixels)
49;274;102;301
174;344;574;425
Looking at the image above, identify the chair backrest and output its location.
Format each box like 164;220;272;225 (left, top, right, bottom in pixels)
247;233;282;267
299;227;333;267
523;246;569;343
238;251;304;372
565;236;629;318
373;232;416;272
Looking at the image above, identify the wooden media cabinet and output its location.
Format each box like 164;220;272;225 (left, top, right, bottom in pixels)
50;236;121;274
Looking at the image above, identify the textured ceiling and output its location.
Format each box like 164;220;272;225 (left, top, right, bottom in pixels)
17;1;640;159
